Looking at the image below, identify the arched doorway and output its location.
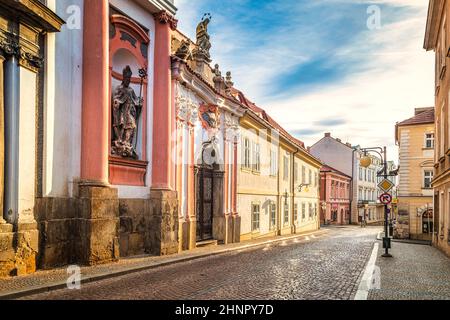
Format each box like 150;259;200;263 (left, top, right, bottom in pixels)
195;140;224;242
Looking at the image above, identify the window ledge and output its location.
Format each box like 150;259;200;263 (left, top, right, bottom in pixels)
422;147;434;151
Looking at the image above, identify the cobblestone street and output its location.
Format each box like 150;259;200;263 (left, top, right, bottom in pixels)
22;226;380;300
368;240;450;300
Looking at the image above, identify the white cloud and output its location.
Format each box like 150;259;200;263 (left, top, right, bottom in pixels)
174;0;434;163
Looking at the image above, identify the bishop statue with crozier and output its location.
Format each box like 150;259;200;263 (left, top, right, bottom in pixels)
111;65;144;159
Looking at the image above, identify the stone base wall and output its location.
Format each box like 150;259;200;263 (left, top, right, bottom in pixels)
0;222;39;277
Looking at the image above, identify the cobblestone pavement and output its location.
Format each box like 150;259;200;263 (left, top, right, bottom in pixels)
21;226;380;300
368;240;450;300
0;229;328;297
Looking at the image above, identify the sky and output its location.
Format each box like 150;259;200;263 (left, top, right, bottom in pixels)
174;0;435;163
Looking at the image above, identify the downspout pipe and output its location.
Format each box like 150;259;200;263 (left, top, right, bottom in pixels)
3;55;20;225
292;148;300;234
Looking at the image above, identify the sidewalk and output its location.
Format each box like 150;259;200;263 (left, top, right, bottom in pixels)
0;228;328;299
368;239;450;300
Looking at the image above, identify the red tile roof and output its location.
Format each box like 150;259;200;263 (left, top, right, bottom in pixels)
231;88;307;150
320;165;352;179
397;107;435;126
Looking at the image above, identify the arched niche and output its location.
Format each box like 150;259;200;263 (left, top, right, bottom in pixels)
108;14;150;186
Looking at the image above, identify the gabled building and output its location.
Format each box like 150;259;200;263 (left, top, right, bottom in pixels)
310;133;358;223
395;107;435;240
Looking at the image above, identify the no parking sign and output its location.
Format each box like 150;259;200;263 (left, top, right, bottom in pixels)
379;193;392;205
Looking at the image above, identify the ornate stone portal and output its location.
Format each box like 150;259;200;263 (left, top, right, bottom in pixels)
111;66;145;159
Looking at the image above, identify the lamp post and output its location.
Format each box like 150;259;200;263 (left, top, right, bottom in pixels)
359;146;397;258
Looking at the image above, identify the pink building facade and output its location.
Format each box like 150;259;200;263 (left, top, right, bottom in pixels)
320;165;351;225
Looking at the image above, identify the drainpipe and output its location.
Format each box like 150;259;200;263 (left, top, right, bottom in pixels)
292;148;300;234
3;55;20;225
349;148;356;225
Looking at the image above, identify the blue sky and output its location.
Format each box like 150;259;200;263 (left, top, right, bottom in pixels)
175;0;434;162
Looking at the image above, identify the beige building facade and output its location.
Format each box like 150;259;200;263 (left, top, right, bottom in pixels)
395;108;435;240
424;0;450;256
236;95;321;241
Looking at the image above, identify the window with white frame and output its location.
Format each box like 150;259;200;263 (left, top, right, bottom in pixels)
359;168;363;180
270;202;276;229
309;169;312;185
314;203;317;218
270;150;277;176
424;170;434;189
301;203;306;220
425;133;435;149
253;142;261;172
243;138;251;169
284;203;289;225
302;166;306;183
294;203;298;223
294;162;299;183
252;203;260;231
441;102;445;157
309;203;313;218
283;155;289;181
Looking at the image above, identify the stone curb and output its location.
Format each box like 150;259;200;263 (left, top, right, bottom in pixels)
376;231;432;245
0;229;329;300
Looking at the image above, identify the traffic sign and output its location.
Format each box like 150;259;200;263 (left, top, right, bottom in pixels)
380;193;392;205
378;178;394;192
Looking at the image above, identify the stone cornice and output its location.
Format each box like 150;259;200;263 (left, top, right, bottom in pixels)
424;0;444;50
0;0;65;33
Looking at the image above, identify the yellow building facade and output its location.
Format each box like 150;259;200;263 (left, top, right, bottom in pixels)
395;108;435;240
424;0;450;256
237;97;321;241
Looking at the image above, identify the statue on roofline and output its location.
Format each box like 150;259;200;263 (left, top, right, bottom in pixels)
195;13;212;62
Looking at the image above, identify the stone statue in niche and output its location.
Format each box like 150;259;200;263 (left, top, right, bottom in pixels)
111;66;144;159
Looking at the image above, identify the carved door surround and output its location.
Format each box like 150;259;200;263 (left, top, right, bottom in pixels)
195;140;224;242
108;14;150;186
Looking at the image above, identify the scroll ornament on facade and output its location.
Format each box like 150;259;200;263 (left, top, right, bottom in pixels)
111;65;145;159
199;103;221;141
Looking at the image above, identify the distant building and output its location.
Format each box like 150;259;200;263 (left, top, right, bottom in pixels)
310;133;385;225
424;0;450;256
395;108;435;240
320;165;351;225
353;148;385;225
310;133;358;223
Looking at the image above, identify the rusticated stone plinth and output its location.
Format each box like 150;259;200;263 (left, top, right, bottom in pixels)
77;185;120;265
147;189;179;255
232;214;241;243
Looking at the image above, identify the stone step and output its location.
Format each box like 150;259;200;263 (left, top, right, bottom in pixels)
196;239;218;248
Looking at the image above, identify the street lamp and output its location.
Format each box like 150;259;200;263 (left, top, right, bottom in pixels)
358;146;397;258
297;183;310;193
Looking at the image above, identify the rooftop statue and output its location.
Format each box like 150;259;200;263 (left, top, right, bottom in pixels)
195;13;212;62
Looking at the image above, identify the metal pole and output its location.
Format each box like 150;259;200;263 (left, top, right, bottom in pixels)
382;146;392;257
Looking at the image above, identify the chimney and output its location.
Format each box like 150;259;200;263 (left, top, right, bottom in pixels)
414;107;433;115
336;138;341;143
324;132;331;137
307;147;311;152
346;143;352;147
